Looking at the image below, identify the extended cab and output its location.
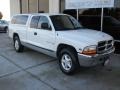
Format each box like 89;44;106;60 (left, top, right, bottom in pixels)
9;14;115;74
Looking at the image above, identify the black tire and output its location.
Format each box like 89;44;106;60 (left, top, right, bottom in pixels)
114;42;120;54
13;36;24;52
4;27;8;33
58;48;79;75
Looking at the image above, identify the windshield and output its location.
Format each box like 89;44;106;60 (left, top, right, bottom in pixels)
50;15;83;31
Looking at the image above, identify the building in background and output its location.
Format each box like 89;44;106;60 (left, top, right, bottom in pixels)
10;0;60;17
0;0;119;20
10;0;120;16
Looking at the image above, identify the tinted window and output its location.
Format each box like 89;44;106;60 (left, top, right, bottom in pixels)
38;16;51;30
30;16;40;28
11;15;28;25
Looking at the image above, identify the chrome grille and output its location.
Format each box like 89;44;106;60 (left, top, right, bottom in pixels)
97;40;113;54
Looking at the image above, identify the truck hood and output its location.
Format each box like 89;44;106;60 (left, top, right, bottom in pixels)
57;29;113;45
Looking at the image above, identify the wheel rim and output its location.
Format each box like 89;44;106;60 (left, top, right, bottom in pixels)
61;54;72;71
15;40;19;50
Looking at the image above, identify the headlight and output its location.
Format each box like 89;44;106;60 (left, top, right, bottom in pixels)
82;45;97;56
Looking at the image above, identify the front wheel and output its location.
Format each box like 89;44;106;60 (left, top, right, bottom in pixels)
4;27;8;33
58;48;79;75
14;36;24;52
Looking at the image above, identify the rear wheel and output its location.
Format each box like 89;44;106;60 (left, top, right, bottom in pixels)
58;48;79;75
14;36;24;52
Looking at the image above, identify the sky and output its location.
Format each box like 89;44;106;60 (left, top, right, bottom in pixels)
0;0;10;20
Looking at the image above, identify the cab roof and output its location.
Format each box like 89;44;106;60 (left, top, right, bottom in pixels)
13;13;68;17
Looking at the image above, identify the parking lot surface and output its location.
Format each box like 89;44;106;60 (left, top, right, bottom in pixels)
0;33;120;90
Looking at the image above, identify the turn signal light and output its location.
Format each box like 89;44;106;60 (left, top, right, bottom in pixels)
82;50;97;56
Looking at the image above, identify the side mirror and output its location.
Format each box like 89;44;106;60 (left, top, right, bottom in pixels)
41;23;51;30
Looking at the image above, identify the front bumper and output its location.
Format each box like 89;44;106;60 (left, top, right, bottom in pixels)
78;47;115;67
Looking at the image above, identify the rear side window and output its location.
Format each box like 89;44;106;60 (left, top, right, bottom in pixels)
11;15;28;25
30;16;40;28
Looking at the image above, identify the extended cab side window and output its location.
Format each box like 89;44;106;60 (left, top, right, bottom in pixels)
11;15;28;25
30;16;40;28
38;16;51;30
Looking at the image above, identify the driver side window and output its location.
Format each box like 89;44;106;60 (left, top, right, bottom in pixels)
38;16;51;30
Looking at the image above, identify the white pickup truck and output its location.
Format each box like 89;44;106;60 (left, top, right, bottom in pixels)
9;13;115;74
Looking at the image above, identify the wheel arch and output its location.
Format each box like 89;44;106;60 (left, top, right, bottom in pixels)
13;33;19;41
4;26;8;30
56;44;78;58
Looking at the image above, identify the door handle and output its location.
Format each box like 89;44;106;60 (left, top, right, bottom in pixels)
34;32;37;35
